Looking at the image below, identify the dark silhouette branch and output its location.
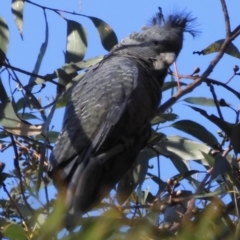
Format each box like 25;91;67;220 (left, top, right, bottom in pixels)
10;134;34;216
25;0;90;18
207;82;224;120
171;74;240;99
2;182;31;234
2;62;60;87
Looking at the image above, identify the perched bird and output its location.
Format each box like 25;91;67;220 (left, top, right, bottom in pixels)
48;9;198;215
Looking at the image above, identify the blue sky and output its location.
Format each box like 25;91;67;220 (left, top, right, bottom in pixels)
0;0;240;207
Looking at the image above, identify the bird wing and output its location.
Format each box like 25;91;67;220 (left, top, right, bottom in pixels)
49;56;139;179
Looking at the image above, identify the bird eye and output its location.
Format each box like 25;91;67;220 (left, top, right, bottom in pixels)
153;41;159;46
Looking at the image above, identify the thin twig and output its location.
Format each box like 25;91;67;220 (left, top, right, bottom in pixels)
10;135;34;216
230;25;240;40
2;182;31;233
173;62;180;90
181;168;213;223
225;73;236;85
25;0;90;18
220;0;231;36
220;0;231;37
5;59;48;122
2;62;60;87
44;184;50;213
174;74;240;99
207;82;224;120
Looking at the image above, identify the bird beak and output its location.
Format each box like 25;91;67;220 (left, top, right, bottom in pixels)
153;52;176;70
160;52;176;65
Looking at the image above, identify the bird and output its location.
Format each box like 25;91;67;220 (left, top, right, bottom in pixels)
48;9;198;216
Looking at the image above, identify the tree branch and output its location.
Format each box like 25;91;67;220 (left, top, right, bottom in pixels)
10;135;34;216
220;0;231;37
2;62;60;87
207;82;224;120
174;74;240;99
25;0;90;18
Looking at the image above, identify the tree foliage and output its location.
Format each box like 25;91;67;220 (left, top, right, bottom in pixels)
0;0;240;239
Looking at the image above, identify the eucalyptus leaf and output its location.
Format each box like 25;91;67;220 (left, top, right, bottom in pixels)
36;131;59;143
89;16;118;51
183;97;217;106
18;112;40;120
65;19;87;63
151;113;178;125
194;39;240;59
27;9;49;91
171;119;218;146
3;223;27;240
188;105;233;137
162;81;187;92
11;0;24;39
0;16;9;64
210;154;231;181
0;101;42;136
155;135;211;165
62;55;103;74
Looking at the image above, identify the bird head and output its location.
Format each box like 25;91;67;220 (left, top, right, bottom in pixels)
112;9;199;70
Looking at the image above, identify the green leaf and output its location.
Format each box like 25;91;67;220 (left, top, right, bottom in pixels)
195;39;240;59
154;135;211;166
65;19;87;63
116;148;154;204
56;68;76;92
89;17;118;51
162;81;187;92
36;131;59;143
35;198;66;238
0;16;9;65
0;101;42;136
210;154;231;181
171;170;201;182
0;217;12;227
172;120;218;147
62;55;103;74
151;113;178;125
27;9;49;91
188;105;233;137
148;130;165;145
56;72;86;108
194;190;222;199
11;0;24;39
200;151;215;167
183;97;217;106
3;223;27;240
144;212;159;225
169;156;189;175
25;56;103;89
15;97;29;112
147;173;166;189
18;112;40;120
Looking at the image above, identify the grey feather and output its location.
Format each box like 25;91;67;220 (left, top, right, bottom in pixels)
48;9;198;215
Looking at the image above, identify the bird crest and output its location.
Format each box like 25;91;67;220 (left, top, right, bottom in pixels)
150;7;200;38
